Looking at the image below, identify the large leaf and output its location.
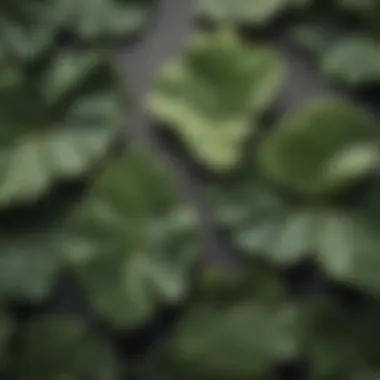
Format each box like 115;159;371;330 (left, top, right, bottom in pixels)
322;37;380;86
0;51;122;207
61;148;198;328
216;181;380;294
17;316;121;380
198;0;287;25
257;99;380;200
49;0;156;43
149;30;283;171
166;301;302;378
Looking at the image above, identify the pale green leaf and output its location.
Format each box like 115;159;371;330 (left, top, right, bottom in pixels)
149;30;283;170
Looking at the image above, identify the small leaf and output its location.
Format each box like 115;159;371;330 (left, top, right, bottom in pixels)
149;31;283;170
316;211;380;294
291;24;344;57
0;234;62;301
322;37;380;86
49;0;155;42
198;0;287;25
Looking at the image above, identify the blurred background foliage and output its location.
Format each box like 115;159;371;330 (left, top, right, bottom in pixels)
2;0;380;379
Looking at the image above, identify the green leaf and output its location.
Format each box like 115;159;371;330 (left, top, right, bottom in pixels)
18;316;121;380
149;30;283;171
291;24;344;57
0;51;122;207
61;148;198;328
316;211;380;294
168;302;302;378
239;209;316;264
0;1;53;59
322;37;380;86
0;233;62;301
257;98;380;199
49;0;156;42
198;0;287;25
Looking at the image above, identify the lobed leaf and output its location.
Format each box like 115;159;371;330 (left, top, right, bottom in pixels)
149;30;283;170
61;148;198;328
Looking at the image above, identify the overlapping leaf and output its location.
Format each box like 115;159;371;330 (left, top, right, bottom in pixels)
0;50;122;207
149;30;283;170
257;99;380;200
61;148;198;328
211;99;380;294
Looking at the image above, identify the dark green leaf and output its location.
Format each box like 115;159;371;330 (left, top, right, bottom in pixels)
168;302;302;378
0;233;62;301
18;316;120;380
0;51;122;207
61;148;198;327
257;99;380;199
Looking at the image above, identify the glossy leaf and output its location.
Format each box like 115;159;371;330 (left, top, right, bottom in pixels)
61;148;198;328
149;30;283;170
18;316;120;380
198;0;287;25
0;51;122;207
257;99;380;199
